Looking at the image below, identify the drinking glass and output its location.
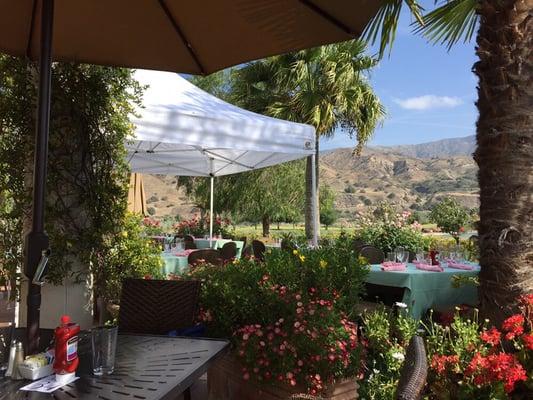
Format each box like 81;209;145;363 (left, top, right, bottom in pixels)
387;252;396;262
395;247;408;263
91;326;118;376
415;248;425;262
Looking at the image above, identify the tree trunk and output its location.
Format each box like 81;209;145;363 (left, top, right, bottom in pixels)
304;137;321;240
475;0;533;326
262;215;270;237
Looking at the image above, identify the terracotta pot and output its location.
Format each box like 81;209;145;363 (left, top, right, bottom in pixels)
207;354;358;400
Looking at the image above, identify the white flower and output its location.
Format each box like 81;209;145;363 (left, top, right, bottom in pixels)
394;302;408;309
392;352;405;361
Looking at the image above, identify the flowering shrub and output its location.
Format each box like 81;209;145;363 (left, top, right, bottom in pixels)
141;216;163;236
185;236;369;394
358;304;418;399
355;203;429;253
425;294;533;398
173;215;233;238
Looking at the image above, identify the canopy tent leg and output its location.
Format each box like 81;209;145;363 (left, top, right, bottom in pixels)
24;0;54;354
209;175;214;246
311;153;318;247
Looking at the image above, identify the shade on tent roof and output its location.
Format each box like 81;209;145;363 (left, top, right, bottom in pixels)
128;70;315;177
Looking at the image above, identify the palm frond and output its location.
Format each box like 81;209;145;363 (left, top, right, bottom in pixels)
415;0;478;50
362;0;424;58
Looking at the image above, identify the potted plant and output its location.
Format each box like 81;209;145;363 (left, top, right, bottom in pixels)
184;235;369;399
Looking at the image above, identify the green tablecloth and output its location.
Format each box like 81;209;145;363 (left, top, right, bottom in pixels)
161;253;188;275
194;239;244;258
366;263;479;319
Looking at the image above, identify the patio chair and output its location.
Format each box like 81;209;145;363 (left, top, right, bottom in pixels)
241;245;253;259
188;249;223;267
352;239;368;253
118;279;201;335
239;236;247;248
252;240;266;262
185;241;198;250
184;234;195;243
118;279;201;400
359;245;385;264
219;241;237;262
396;335;428;400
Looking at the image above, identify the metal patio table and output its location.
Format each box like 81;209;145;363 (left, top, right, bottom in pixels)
0;334;228;400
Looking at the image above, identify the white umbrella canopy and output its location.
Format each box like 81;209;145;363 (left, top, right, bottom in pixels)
129;70;317;243
129;70;315;177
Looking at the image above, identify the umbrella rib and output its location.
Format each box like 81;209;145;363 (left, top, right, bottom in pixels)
25;0;39;57
157;0;206;75
298;0;356;35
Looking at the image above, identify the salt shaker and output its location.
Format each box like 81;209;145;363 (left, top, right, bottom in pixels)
11;342;25;380
5;340;17;377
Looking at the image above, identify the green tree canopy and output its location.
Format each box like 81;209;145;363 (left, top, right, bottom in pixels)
429;198;471;243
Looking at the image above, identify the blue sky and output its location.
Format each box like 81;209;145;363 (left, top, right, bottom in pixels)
321;2;478;149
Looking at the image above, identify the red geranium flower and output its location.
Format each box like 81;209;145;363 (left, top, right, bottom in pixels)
501;314;525;340
480;327;501;346
522;333;533;351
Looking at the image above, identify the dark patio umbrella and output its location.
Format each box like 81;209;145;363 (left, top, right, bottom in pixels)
0;0;383;353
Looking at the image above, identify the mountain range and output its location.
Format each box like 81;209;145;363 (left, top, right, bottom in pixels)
142;135;479;221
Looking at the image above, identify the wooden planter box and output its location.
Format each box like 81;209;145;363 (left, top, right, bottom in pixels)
207;354;359;400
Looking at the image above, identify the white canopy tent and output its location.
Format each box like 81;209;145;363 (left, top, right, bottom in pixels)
128;70;318;245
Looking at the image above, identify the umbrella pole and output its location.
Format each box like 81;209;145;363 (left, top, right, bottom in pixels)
24;0;54;354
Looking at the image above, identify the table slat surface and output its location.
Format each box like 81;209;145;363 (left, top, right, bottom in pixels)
1;335;228;400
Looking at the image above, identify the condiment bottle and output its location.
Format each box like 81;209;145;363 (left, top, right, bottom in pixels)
5;340;17;377
11;342;24;380
53;315;80;383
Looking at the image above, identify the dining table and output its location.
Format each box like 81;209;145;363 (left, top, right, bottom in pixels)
365;262;480;319
0;334;229;400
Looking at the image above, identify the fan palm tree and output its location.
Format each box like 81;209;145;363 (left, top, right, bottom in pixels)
231;40;385;240
366;0;532;324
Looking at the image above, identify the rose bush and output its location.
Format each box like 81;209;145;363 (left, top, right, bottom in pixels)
173;214;233;238
355;204;429;253
184;236;369;395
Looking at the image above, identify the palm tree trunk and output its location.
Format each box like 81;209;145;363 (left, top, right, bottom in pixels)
304;137;321;241
475;0;533;326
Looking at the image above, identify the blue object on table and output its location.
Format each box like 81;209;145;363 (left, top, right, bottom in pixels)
168;324;206;337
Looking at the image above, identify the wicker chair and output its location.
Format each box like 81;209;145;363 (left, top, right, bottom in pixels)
359;245;385;264
185;241;197;250
396;335;428;400
118;279;201;335
352;239;368;254
118;279;201;400
220;241;237;261
188;249;223;266
252;240;266;262
241;245;253;259
184;234;195;243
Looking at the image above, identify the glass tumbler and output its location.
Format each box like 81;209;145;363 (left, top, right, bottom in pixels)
91;326;118;375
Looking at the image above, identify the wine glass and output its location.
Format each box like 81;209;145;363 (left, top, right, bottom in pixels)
395;247;408;264
415;248;425;262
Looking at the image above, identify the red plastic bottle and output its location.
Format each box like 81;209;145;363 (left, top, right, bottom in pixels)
53;315;80;380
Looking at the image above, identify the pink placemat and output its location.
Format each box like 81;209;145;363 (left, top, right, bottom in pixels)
447;261;474;270
413;261;444;272
380;262;407;271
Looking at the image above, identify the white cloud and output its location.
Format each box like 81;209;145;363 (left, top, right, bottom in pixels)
393;95;463;110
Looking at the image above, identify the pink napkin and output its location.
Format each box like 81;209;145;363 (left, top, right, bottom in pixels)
173;249;196;257
381;262;407;271
447;261;474;270
414;261;443;272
